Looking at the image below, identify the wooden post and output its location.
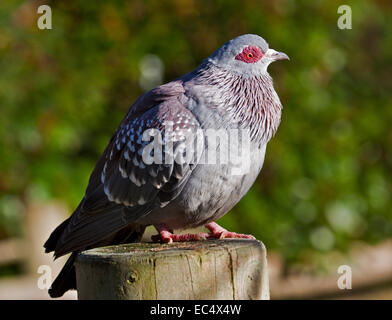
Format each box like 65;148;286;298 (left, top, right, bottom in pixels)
75;239;269;300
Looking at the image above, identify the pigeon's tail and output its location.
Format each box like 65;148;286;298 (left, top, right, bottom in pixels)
49;252;77;298
45;217;77;298
44;217;71;254
46;223;146;298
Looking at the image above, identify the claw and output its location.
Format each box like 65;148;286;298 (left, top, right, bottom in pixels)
205;222;255;240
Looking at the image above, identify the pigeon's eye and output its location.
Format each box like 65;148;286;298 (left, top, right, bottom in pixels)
235;46;263;64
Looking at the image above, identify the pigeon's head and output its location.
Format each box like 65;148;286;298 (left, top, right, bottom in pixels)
207;34;289;77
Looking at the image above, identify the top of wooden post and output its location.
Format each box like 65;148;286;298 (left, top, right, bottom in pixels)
78;239;265;259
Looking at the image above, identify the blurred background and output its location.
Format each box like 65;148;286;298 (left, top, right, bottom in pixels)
0;0;391;299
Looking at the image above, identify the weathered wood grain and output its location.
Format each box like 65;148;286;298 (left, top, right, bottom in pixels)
75;239;269;300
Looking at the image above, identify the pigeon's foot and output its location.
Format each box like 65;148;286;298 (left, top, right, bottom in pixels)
205;222;256;240
152;223;255;244
152;224;209;243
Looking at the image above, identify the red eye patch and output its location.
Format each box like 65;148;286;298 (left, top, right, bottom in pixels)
235;46;264;64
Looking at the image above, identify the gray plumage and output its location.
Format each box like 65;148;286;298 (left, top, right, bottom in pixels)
44;34;288;297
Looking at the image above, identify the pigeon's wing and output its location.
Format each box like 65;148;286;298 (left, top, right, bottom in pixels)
100;97;204;209
52;81;204;256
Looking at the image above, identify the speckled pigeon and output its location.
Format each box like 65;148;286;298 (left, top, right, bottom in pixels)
44;34;289;297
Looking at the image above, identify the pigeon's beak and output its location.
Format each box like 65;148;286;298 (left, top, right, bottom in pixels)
265;49;290;61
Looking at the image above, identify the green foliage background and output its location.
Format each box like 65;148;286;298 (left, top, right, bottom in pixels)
0;0;391;262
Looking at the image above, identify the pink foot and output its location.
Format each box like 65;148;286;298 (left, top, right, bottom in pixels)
152;225;209;243
205;222;255;240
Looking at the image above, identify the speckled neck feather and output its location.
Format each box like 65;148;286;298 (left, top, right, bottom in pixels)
192;61;282;145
